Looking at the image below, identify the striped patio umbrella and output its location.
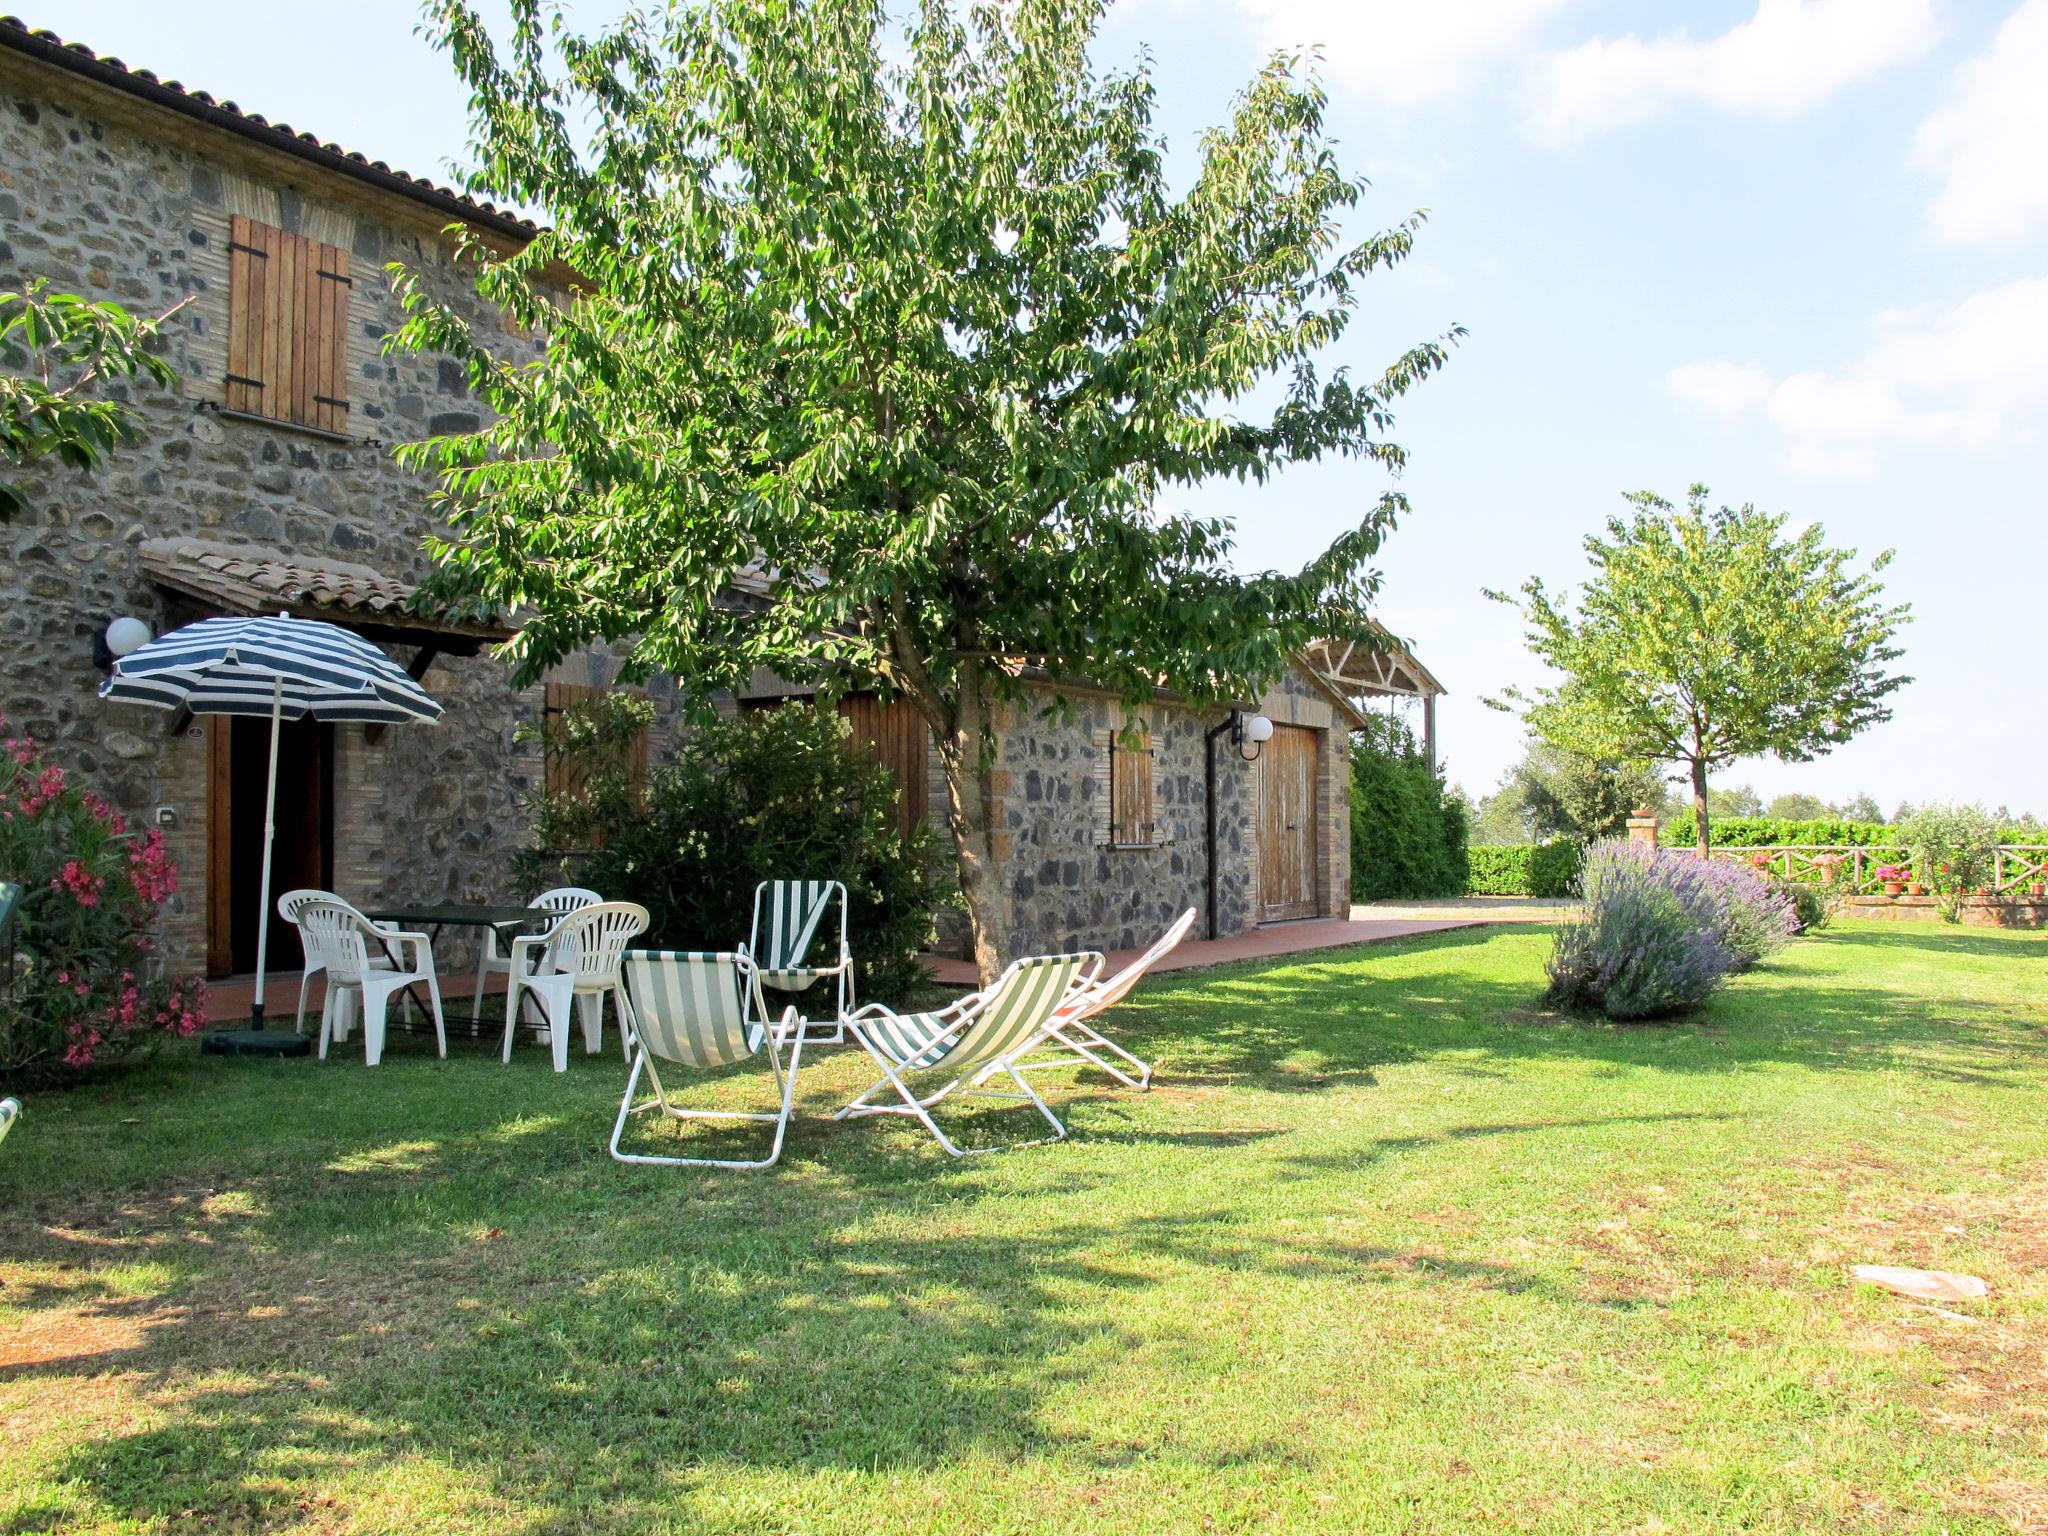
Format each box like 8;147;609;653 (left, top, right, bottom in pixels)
101;613;441;1047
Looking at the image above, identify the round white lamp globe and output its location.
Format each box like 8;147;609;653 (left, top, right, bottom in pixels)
1244;713;1275;744
104;616;153;658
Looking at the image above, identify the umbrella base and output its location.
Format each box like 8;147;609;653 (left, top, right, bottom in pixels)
202;1028;313;1058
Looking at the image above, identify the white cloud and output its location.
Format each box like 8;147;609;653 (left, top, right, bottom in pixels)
1520;0;1941;145
1913;0;2048;246
1664;277;2048;478
1220;0;1577;106
1663;359;1773;418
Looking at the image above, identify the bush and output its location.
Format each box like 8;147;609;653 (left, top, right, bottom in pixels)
1904;802;2003;923
1466;839;1584;897
1349;718;1468;900
0;718;206;1080
515;702;956;1003
1664;811;2036;850
1545;841;1796;1020
1546;842;1736;1019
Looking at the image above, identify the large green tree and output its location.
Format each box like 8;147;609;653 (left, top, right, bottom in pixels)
1;280;182;522
392;0;1456;979
1489;487;1910;856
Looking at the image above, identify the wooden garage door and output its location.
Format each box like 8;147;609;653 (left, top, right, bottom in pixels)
1258;724;1319;922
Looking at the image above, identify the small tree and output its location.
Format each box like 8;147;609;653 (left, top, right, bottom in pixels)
1;280;184;521
1513;739;1667;844
1906;802;2001;923
392;0;1455;981
1488;487;1910;856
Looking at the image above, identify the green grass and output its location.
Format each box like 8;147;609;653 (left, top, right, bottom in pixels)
3;920;2045;1534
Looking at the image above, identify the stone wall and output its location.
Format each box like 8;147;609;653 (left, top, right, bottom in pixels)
0;69;677;981
930;666;1354;961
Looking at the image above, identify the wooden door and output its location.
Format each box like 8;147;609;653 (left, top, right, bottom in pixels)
838;694;930;839
1258;724;1319;922
206;715;334;977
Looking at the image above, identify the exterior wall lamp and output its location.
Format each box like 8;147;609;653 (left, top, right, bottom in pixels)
92;616;153;669
1204;708;1276;940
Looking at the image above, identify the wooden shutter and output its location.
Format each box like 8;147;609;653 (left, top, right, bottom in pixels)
543;683;648;806
1109;723;1155;847
225;214;353;433
838;693;930;839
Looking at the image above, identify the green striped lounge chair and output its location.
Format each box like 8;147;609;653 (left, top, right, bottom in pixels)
0;1097;18;1150
614;949;803;1170
837;951;1103;1157
975;906;1194;1092
743;880;853;1043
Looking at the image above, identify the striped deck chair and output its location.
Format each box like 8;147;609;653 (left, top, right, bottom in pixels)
744;880;853;1043
613;949;803;1170
837;951;1102;1157
976;907;1195;1091
0;1097;18;1150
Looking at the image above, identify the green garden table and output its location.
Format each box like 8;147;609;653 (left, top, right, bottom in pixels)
365;903;550;1036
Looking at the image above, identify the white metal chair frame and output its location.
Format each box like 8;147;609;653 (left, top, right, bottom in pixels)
976;907;1195;1091
503;900;650;1072
612;949;803;1170
293;895;445;1066
472;886;601;1028
741;879;854;1044
838;951;1103;1157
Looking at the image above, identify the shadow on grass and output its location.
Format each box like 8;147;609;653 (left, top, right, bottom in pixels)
1;919;2041;1530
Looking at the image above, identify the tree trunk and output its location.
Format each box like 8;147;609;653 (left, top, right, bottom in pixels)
1690;757;1711;858
935;671;1012;987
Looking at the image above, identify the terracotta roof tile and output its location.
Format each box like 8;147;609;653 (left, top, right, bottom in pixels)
0;15;540;240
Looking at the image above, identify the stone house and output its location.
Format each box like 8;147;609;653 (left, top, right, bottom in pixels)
0;18;1436;980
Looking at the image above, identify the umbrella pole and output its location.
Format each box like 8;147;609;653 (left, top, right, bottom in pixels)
249;677;284;1029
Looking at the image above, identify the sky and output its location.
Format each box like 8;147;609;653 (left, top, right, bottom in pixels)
51;0;2048;817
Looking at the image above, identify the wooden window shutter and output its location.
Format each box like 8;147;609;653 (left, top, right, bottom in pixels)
225;214;353;433
543;683;649;810
837;693;929;840
1109;722;1155;847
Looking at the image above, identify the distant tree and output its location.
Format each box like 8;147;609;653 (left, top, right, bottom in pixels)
1;280;183;521
393;0;1458;983
1835;792;1884;824
1515;739;1667;843
1709;784;1764;818
1489;487;1911;855
1465;773;1533;845
1765;792;1830;821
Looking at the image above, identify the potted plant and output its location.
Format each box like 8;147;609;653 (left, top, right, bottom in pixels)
1874;863;1908;898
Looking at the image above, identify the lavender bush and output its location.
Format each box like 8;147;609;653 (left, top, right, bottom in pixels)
1546;841;1795;1021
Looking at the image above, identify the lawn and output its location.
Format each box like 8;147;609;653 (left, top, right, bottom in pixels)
3;920;2045;1535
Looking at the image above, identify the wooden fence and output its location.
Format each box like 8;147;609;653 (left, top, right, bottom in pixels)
1710;845;2048;899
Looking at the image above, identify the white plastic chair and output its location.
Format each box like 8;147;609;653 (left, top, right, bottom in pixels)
504;901;650;1072
279;887;391;1036
295;895;445;1066
471;886;601;1027
612;949;803;1169
977;907;1194;1090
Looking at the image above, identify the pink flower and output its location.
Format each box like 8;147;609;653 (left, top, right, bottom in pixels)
54;858;105;908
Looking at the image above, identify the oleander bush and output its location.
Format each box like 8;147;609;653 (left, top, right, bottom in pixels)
1546;840;1795;1020
1904;802;2003;923
1466;839;1583;898
516;701;955;1002
0;716;206;1081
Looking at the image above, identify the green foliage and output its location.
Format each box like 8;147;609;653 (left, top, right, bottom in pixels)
0;717;206;1080
1663;813;1896;848
1;280;182;522
390;0;1457;974
1905;803;2003;923
1489;486;1911;852
1465;839;1583;898
1466;738;1668;847
514;704;955;1002
1348;717;1467;900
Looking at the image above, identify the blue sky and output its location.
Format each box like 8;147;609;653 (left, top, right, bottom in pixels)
57;0;2048;815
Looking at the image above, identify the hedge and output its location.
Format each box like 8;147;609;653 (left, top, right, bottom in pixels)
1350;721;1469;900
1466;839;1584;898
1663;813;2041;848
